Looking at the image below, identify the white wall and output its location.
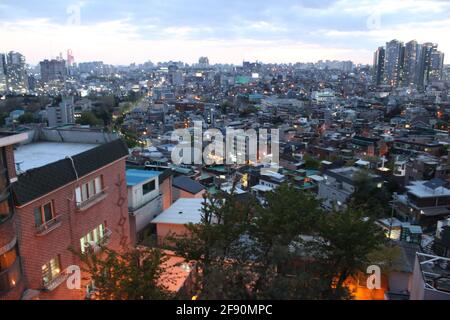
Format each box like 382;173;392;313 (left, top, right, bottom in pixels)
128;176;160;211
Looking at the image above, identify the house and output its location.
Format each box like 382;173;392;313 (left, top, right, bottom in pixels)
127;169;163;244
172;175;206;201
151;198;205;246
394;179;450;230
0;129;130;300
318;166;383;210
410;252;450;300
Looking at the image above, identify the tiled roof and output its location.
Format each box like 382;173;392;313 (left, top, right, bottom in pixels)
173;175;205;195
12;139;129;206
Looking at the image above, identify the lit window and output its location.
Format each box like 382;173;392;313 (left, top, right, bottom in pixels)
42;257;61;285
80;223;106;253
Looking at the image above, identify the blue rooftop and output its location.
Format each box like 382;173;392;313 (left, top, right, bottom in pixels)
126;169;160;187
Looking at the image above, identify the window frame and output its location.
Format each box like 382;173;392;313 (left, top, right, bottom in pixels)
34;201;55;227
75;175;104;205
41;256;62;285
142;180;156;196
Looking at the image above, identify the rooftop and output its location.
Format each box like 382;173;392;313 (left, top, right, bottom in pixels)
151;198;204;225
407;181;450;198
15;142;99;173
13;139;129;206
126;169;160;187
173;175;205;194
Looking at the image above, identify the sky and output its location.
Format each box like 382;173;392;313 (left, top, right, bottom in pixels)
1;0;450;66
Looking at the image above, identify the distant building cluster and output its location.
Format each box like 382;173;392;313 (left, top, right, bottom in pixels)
373;39;445;88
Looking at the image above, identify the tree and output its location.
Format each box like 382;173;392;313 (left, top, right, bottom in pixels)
170;183;378;300
73;246;173;300
310;206;386;298
350;169;392;218
303;154;320;170
18;112;36;124
76;111;102;126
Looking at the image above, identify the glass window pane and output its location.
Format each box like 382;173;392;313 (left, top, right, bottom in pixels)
34;207;42;226
99;224;104;238
81;184;88;201
50;258;61;278
75;187;82;204
95;177;102;194
80;237;86;254
93;228;99;243
43;203;53;222
88;181;95;198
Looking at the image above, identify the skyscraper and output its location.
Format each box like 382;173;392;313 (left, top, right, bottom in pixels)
198;57;209;67
417;42;437;87
40;59;68;83
67;49;75;67
403;40;420;86
429;50;444;82
384;40;404;87
0;54;7;93
5;51;28;93
373;47;385;85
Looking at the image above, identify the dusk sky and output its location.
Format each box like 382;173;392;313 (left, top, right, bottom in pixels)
1;0;449;65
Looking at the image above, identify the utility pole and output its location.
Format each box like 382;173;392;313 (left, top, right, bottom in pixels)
388;192;398;239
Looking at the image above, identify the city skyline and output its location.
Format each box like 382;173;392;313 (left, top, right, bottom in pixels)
1;0;450;65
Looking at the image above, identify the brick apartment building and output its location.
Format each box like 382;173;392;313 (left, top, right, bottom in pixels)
0;129;130;300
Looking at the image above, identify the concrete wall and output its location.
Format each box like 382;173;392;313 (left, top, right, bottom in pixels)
133;195;163;234
173;188;205;202
156;223;189;245
128;176;160;211
18;128;119;145
388;271;411;293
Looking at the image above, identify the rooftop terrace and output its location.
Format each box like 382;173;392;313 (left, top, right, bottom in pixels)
14;142;99;173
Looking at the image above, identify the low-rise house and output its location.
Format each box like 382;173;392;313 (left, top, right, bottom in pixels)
394;179;450;230
151;198;205;246
172;175;206;201
127;169;164;244
318;166;383;210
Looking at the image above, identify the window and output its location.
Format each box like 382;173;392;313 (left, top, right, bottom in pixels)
42;257;61;285
0;247;21;292
142;180;156;195
75;176;103;205
80;223;106;254
0;198;12;223
34;202;55;227
0;247;18;272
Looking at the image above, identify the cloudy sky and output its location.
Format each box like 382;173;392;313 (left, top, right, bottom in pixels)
1;0;449;65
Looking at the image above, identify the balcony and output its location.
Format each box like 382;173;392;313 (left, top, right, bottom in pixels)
0;257;22;295
76;189;108;212
42;270;69;292
84;228;112;255
35;215;62;236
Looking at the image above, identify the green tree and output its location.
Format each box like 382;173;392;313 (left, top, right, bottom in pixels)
311;206;386;298
76;111;102;126
350;169;391;218
18;112;36;124
303;154;320;170
73;246;173;300
170;183;380;300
